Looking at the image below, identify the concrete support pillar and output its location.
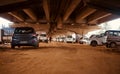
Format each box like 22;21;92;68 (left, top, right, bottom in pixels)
57;17;62;29
49;22;57;33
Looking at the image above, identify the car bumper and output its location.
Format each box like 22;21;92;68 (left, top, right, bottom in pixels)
11;39;38;46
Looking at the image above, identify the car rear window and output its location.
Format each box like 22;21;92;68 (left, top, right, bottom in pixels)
67;36;72;38
40;34;46;37
14;27;35;34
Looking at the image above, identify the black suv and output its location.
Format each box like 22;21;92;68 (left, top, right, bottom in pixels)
11;27;39;48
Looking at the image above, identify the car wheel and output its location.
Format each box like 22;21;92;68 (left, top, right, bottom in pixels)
18;46;20;48
46;40;48;43
11;45;15;49
110;42;116;48
91;41;97;47
34;44;39;48
106;44;110;48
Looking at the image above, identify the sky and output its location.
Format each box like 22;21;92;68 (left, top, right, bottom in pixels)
100;18;120;30
86;18;120;38
0;17;13;29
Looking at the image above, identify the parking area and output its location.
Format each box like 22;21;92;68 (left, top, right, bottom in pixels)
0;42;120;74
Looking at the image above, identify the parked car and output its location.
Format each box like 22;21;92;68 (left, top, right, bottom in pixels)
0;29;4;44
11;27;39;48
65;35;76;43
89;33;106;47
79;37;89;44
39;33;48;43
56;37;65;42
3;35;12;43
105;30;120;48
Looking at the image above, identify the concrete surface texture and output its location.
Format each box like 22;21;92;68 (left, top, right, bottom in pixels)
0;42;120;74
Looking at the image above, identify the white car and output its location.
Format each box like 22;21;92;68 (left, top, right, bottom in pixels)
79;38;89;44
89;33;106;47
65;35;76;43
39;33;48;43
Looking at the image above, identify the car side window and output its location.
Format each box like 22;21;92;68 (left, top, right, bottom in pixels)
118;32;120;36
109;32;113;36
113;32;118;36
14;28;34;34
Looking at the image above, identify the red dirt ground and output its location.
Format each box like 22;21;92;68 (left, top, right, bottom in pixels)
0;42;120;74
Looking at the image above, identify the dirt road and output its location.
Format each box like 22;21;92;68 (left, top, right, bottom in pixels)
0;42;120;74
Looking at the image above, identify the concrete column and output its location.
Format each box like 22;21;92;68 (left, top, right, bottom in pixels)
57;17;62;29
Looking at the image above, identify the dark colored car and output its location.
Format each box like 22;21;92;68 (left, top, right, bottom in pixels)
11;27;39;48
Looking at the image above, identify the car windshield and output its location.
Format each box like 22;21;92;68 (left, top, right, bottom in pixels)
40;34;46;37
14;27;35;34
67;36;72;38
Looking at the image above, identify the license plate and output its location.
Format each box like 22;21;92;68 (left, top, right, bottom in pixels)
20;41;28;44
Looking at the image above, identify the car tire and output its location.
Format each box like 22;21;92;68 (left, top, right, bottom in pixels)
106;44;110;48
46;40;48;43
18;46;20;48
110;42;116;48
34;44;39;48
91;41;97;47
11;45;15;49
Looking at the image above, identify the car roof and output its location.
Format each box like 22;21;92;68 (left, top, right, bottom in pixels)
106;30;120;32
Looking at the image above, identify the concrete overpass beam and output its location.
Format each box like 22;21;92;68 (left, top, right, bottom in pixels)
43;0;50;22
98;14;120;24
63;0;81;21
87;11;112;24
76;7;96;23
23;9;37;21
8;12;24;22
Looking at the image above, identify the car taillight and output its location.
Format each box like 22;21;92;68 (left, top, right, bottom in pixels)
32;34;36;37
